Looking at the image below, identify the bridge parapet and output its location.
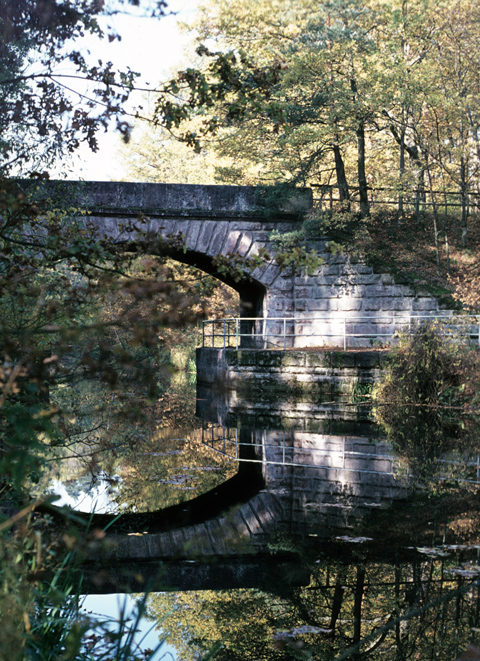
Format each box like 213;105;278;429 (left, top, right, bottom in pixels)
28;180;312;219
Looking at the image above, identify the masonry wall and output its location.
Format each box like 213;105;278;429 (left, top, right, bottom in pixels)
255;429;406;540
197;347;387;394
261;238;451;348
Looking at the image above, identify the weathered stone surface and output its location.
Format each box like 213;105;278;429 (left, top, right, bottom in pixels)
32;180;454;350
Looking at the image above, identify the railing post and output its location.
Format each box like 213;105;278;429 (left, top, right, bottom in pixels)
284;318;287;350
236;318;239;349
344;318;347;350
223;320;226;348
202;321;205;348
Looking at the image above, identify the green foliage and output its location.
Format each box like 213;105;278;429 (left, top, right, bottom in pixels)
373;322;480;476
273;245;322;277
212;248;271;282
0;508;164;660
0;178;239;655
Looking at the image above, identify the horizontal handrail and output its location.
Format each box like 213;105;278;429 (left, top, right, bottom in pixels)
200;314;480;350
201;425;480;483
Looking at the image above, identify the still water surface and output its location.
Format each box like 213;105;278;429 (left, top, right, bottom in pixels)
51;380;480;660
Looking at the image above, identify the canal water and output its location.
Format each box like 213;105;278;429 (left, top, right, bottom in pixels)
48;372;480;660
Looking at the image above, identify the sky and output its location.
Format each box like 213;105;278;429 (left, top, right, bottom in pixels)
81;592;177;661
59;0;199;180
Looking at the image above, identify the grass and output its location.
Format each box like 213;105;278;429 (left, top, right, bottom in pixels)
0;502;164;661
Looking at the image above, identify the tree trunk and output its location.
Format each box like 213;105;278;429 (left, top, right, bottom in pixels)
333;140;350;209
357;121;370;218
460;155;468;248
352;565;366;659
426;162;441;275
415;167;426;224
399;127;406;219
329;578;345;641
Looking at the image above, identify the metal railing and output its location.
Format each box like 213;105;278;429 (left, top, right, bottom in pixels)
201;424;396;475
201;423;480;484
201;314;480;350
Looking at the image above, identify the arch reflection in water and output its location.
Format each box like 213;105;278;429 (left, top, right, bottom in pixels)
200;418;406;542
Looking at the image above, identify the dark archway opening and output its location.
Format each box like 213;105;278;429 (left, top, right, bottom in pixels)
42;430;264;535
40;248;268;534
166;247;267;320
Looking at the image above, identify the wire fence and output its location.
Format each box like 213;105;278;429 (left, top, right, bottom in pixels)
201;314;480;350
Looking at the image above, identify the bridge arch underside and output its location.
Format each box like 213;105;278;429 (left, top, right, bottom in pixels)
93;212;291;340
162;246;267;320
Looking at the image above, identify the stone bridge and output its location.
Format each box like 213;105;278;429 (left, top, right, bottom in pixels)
32;180;446;592
32;180;449;346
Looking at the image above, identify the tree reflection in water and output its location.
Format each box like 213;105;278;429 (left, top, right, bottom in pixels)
145;552;480;660
140;398;480;661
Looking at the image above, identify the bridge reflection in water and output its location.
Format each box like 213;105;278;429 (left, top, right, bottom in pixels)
78;381;480;597
80;392;415;594
76;383;480;661
200;420;405;542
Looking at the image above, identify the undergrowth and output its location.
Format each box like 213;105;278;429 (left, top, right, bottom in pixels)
0;503;163;661
372;322;480;479
316;207;480;311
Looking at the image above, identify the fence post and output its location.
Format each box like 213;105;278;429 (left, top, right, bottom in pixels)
236;318;239;349
223;320;226;349
344;318;347;351
202;321;205;348
284;318;287;350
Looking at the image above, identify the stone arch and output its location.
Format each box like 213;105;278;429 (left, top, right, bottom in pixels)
29;179;308;325
160;245;267;320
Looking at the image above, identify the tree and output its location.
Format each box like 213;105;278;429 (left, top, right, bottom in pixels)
150;0;480;233
152;0;394;215
0;3;237;655
0;0;166;175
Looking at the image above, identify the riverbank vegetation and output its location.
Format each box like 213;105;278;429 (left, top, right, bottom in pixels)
0;1;220;657
372;322;480;478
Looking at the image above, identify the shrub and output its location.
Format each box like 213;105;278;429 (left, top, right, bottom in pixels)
372;322;480;476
